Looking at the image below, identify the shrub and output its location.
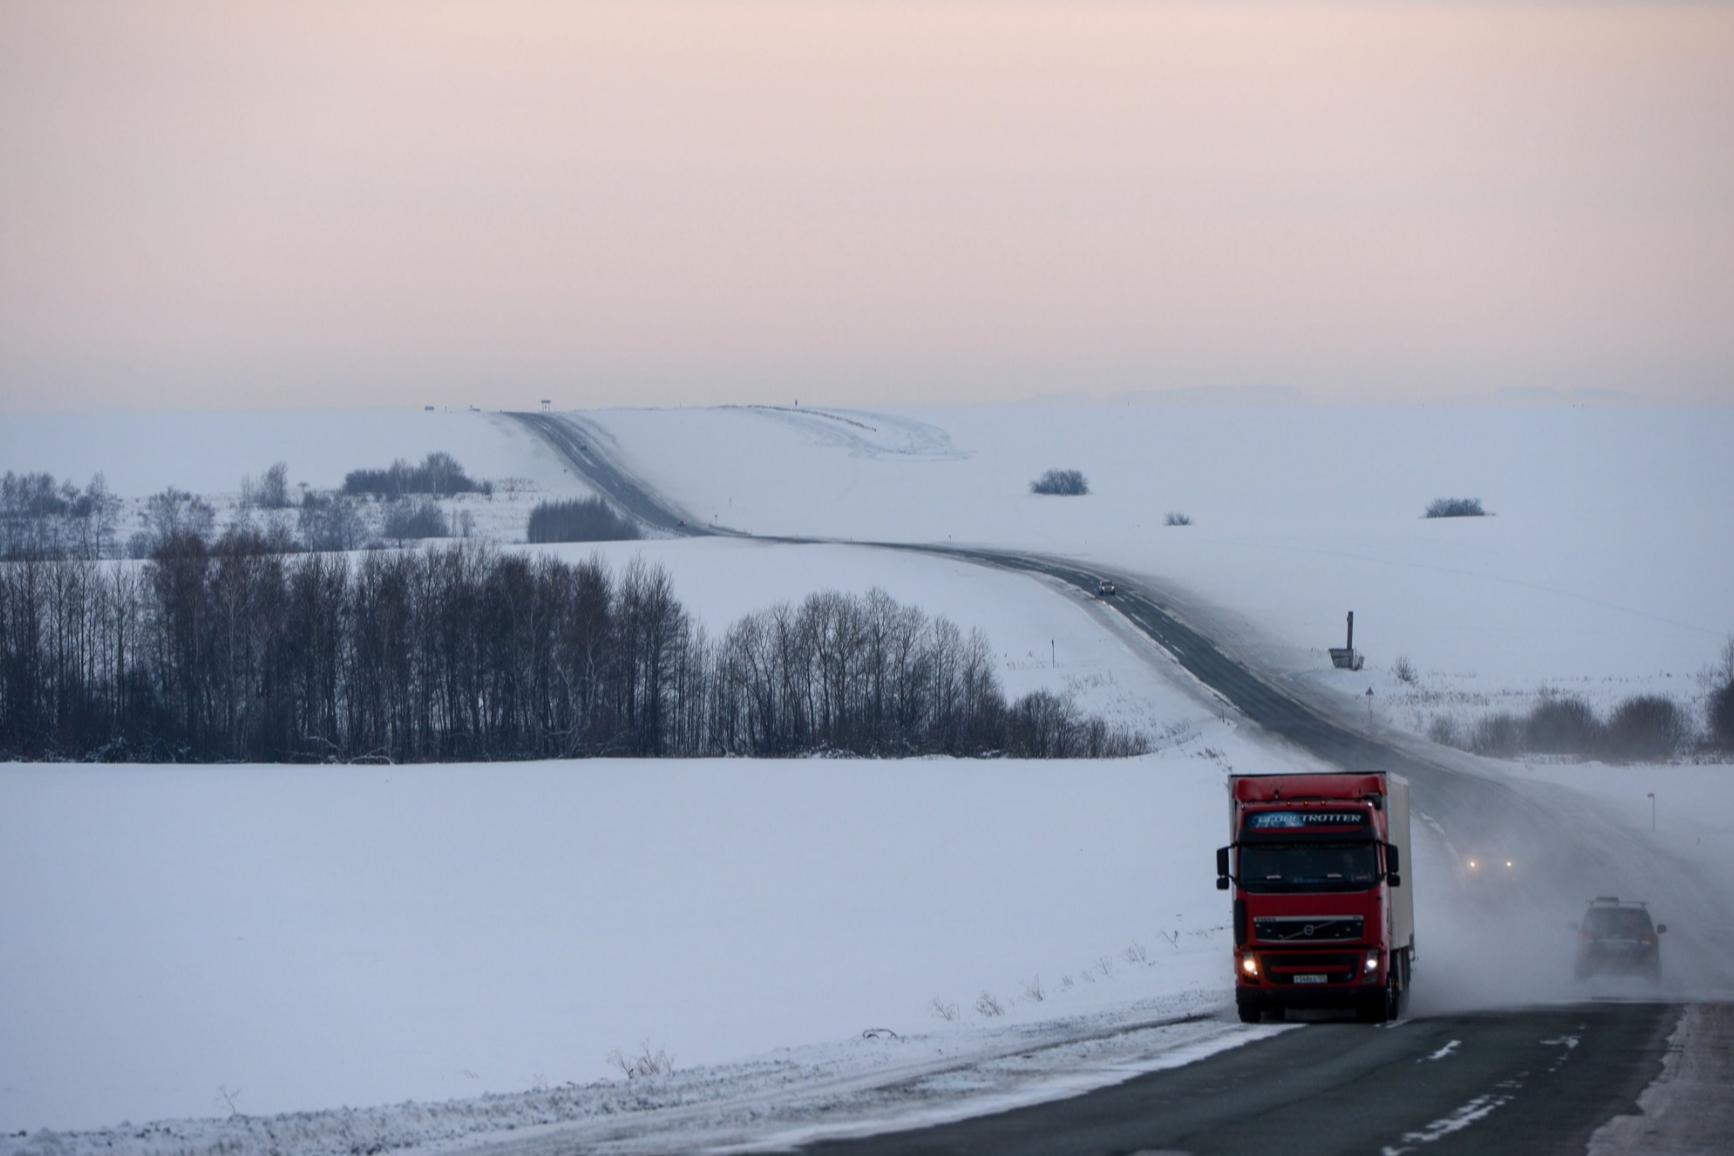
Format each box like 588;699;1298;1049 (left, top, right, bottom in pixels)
343;452;486;498
1472;712;1523;756
1711;681;1734;750
1030;469;1089;496
382;499;449;542
1424;497;1486;518
1604;695;1688;761
1393;655;1417;685
974;991;1005;1017
1523;695;1601;755
606;1041;673;1079
1165;512;1192;526
526;496;641;543
1427;714;1463;748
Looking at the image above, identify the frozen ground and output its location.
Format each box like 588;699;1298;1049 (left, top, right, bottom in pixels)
0;410;576;500
0;531;1336;1140
6;750;1726;1156
582;403;1734;739
0;409;594;553
0;751;1284;1144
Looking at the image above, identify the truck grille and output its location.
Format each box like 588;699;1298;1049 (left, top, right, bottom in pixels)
1254;917;1364;943
1260;952;1361;984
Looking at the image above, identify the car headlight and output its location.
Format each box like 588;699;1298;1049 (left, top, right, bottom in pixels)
1241;955;1259;977
1364;950;1380;974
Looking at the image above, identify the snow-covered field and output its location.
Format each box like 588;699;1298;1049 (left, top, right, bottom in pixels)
0;752;1269;1142
0;410;574;500
584;403;1734;739
4;400;1731;1152
0;409;594;551
0;530;1328;1141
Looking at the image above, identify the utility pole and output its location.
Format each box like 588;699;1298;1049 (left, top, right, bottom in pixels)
1648;792;1656;832
1051;639;1056;669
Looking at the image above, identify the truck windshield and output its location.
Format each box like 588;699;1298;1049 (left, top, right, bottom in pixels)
1239;843;1379;892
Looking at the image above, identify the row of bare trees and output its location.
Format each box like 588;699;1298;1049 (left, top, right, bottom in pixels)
0;535;1146;763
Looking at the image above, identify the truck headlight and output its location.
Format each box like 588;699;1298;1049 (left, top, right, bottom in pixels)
1363;950;1380;974
1241;955;1259;977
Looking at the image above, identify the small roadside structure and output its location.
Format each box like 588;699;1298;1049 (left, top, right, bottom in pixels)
1329;610;1365;670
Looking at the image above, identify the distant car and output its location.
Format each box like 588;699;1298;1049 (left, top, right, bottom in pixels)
1573;897;1665;982
1464;853;1518;880
1097;580;1117;597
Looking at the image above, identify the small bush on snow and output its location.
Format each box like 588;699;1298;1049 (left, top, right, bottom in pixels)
1427;714;1463;748
1164;512;1192;526
1022;974;1045;1002
1604;695;1689;760
607;1040;674;1079
382;498;450;542
1393;655;1418;685
974;991;1005;1017
929;997;959;1022
1125;941;1149;965
1424;497;1486;518
1523;695;1602;755
1472;712;1524;757
1030;469;1089;496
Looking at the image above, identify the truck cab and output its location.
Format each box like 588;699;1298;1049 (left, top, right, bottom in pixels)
1216;772;1414;1023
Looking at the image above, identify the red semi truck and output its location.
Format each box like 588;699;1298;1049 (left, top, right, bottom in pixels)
1215;772;1414;1023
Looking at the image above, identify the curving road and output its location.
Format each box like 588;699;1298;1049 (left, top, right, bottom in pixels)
508;410;1734;1155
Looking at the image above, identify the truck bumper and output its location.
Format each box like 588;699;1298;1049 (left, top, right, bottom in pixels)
1238;985;1375;1012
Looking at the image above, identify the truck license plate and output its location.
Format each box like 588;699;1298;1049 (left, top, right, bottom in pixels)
1295;974;1326;984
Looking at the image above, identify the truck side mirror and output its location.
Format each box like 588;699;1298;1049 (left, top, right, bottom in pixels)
1216;846;1230;879
1388;872;1402;888
1216;876;1229;891
1385;843;1400;873
1657;924;1667;934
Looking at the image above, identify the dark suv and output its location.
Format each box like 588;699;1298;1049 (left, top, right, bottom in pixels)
1573;897;1665;982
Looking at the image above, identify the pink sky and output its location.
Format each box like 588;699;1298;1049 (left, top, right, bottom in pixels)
2;1;1731;411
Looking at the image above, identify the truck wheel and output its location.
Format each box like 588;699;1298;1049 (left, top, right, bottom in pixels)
1357;978;1397;1024
1237;1001;1262;1024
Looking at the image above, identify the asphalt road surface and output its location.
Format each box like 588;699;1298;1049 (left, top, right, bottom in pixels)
511;411;1734;1156
806;1002;1730;1156
511;412;707;536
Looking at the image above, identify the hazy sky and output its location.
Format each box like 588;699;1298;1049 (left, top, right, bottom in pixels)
2;1;1731;412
